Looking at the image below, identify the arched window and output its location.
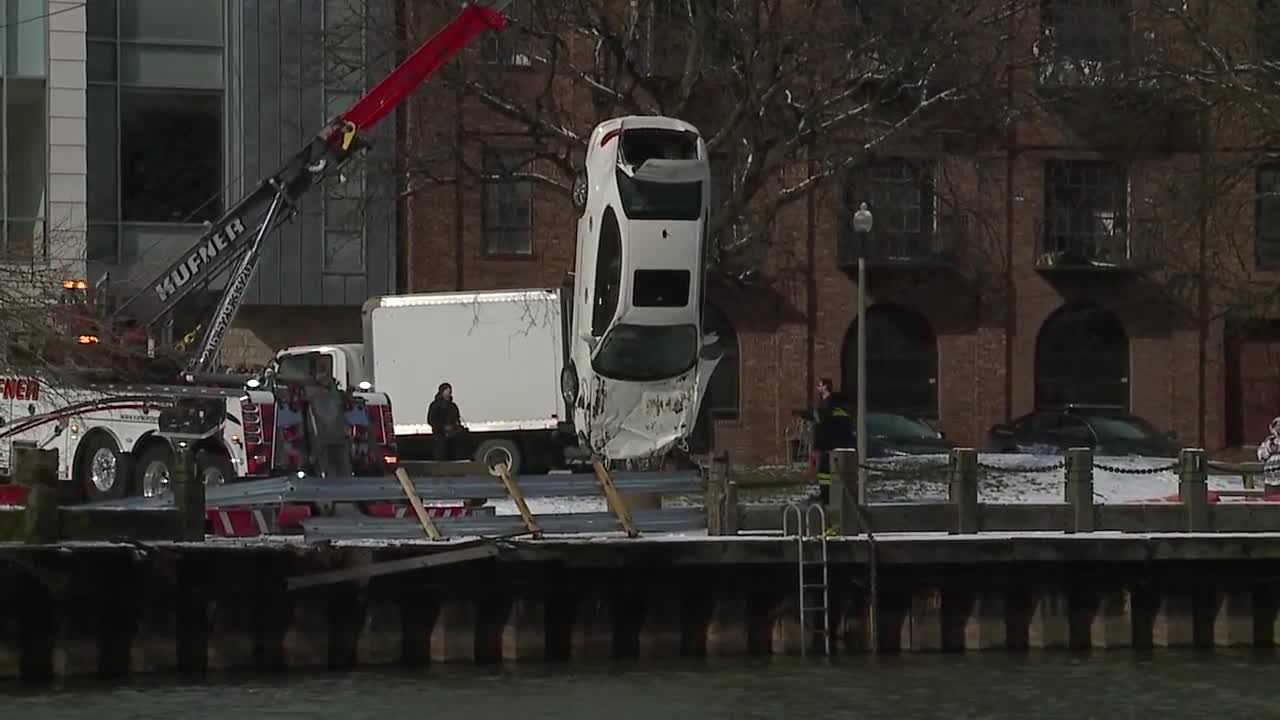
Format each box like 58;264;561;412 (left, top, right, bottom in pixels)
1035;302;1129;409
842;304;938;418
687;303;740;453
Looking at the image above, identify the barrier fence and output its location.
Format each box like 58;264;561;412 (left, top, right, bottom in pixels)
705;447;1280;536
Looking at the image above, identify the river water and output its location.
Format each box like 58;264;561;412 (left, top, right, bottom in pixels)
2;653;1276;719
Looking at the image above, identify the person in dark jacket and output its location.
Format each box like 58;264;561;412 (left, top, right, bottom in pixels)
303;367;353;479
428;382;464;461
811;378;854;504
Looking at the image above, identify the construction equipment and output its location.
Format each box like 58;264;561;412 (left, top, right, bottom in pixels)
0;2;515;501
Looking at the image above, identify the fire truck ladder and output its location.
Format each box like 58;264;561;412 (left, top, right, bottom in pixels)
782;502;831;657
108;0;514;375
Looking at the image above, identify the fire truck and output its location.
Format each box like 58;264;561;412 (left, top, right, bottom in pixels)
0;1;513;502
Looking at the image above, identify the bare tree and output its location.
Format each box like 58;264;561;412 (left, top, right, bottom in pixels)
379;0;1034;274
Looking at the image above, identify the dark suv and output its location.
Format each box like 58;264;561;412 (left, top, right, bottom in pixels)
984;407;1179;458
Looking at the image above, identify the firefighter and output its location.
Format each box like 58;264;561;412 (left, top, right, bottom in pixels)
303;366;353;479
811;377;853;505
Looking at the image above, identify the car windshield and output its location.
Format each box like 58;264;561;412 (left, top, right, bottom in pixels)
1086;415;1160;442
592;323;699;382
866;413;939;440
616;168;702;221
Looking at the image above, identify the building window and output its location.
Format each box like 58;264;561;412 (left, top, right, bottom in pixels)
1;78;48;261
1040;159;1128;263
479;0;531;66
842;304;938;419
1035;302;1129;409
1037;0;1132;86
1257;164;1280;269
322;0;368;274
844;158;936;258
86;0;225;273
119;91;221;223
482;149;533;256
1260;1;1280;62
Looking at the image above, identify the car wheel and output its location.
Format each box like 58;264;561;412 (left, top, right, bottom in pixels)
475;438;522;476
561;362;579;407
571;172;588;212
79;433;127;501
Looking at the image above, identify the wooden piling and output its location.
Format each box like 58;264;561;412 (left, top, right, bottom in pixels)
16;448;60;544
949;448;979;534
1179;449;1209;532
172;445;204;542
1064;448;1095;533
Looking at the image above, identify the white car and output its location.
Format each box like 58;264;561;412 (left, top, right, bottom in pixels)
561;115;721;461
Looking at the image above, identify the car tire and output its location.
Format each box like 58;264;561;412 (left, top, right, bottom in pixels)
561;362;579;407
134;442;174;498
475;438;522;476
79;433;127;501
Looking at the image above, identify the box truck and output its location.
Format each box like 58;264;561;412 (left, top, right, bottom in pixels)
276;287;580;475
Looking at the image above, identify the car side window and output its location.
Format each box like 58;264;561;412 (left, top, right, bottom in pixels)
1054;415;1094;446
591;207;623;336
1018;413;1054;439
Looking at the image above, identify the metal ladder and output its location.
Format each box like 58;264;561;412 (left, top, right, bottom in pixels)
782;502;831;657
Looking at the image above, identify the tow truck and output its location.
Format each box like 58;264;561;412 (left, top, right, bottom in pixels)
0;1;514;502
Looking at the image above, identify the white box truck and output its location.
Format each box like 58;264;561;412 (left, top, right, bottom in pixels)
277;287;582;475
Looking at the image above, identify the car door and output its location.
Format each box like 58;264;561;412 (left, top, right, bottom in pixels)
1011;412;1060;454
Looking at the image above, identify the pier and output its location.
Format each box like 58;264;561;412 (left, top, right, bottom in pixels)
1;447;1280;681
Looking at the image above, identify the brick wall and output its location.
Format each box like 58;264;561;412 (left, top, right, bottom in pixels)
392;0;1274;466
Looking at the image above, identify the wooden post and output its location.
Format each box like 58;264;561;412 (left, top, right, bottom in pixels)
706;453;728;536
1179;448;1210;532
724;479;739;535
592;460;639;538
1064;447;1095;533
495;463;541;537
171;444;205;542
395;467;443;541
16;448;60;544
948;448;979;534
832;448;858;535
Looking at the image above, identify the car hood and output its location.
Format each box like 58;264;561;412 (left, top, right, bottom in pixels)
577;356;719;460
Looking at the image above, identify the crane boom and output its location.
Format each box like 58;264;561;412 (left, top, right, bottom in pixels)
108;0;512;373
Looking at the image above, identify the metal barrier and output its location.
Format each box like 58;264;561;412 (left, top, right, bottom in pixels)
301;508;707;541
83;470;704;509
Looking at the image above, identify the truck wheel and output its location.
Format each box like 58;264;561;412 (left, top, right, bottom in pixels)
561;363;579;406
135;443;174;498
79;433;127;501
196;451;234;487
475;438;522;476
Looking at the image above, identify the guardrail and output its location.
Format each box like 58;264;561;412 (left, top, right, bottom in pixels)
26;453;706;543
704;448;1280;536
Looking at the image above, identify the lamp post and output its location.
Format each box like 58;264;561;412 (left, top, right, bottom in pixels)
851;202;873;505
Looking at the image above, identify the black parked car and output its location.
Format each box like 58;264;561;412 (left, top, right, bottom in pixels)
862;412;956;458
984;407;1179;458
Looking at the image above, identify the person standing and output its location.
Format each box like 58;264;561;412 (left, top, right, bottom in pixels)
428;382;464;461
1257;416;1280;496
811;377;853;505
303;366;353;479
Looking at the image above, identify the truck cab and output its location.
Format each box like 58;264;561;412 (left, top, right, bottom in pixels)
275;344;370;391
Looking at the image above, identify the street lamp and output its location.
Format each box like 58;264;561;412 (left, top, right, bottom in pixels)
851;202;872;505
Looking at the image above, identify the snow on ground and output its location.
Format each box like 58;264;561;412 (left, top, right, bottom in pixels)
479;453;1263;515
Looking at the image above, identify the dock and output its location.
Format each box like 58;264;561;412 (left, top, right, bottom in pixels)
0;448;1279;681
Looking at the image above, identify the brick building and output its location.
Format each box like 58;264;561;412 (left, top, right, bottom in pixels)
399;0;1280;465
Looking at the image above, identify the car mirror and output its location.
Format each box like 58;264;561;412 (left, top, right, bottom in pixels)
579;333;598;350
701;332;720;347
